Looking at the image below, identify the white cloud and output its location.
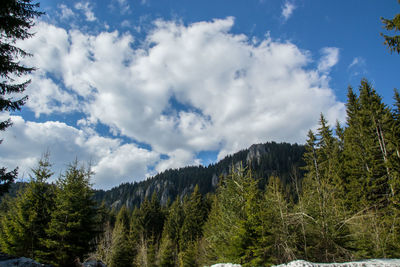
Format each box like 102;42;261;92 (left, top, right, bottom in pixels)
74;1;96;22
117;0;130;14
318;47;339;73
348;56;366;69
282;1;296;21
12;18;346;188
0;114;159;189
25;75;79;117
58;4;75;20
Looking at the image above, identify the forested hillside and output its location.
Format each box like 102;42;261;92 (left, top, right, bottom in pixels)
93;142;305;210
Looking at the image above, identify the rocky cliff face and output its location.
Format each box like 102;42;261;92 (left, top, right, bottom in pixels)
246;143;267;164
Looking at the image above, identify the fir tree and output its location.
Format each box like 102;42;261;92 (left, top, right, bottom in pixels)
299;120;353;262
180;185;208;249
0;155;55;262
252;176;297;265
202;166;257;265
0;0;43;196
44;160;98;267
110;206;133;267
381;0;400;54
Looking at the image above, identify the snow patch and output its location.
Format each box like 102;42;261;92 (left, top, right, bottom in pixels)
274;259;400;267
211;259;400;267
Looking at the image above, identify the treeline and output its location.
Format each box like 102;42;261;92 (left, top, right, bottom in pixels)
1;79;400;266
93;142;305;211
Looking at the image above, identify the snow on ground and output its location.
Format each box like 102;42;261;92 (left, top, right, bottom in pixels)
211;259;400;267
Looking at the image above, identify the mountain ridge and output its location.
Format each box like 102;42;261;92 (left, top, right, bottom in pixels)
93;141;305;210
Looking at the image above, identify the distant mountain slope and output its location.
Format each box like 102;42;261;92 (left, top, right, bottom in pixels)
93;142;305;210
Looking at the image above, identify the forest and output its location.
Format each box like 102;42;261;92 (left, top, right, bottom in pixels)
1;0;400;266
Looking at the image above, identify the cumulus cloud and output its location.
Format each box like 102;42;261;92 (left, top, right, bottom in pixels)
12;18;345;188
282;1;296;21
74;1;96;22
318;47;339;73
0;114;159;189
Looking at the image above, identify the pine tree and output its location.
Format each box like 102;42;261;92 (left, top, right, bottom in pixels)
110;206;133;267
343;81;393;211
381;0;400;54
44;160;98;267
180;185;207;249
252;176;297;266
159;196;184;266
0;155;55;262
0;0;43;196
159;234;175;267
299;120;353;262
202;166;258;265
130;193;165;267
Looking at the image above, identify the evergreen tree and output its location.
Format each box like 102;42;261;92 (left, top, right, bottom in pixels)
44;160;98;267
0;155;54;262
0;0;43;196
299;120;353;262
159;196;184;266
159;234;175;267
110;206;133;267
343;81;393;211
381;0;400;54
180;185;208;249
202;166;258;265
252;176;297;266
131;193;165;267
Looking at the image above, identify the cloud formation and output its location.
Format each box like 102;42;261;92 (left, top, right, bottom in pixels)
74;1;96;22
282;1;296;21
318;47;339;73
0;113;159;189
1;17;345;188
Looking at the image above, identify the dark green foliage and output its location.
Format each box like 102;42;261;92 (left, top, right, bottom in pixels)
159;234;175;267
381;0;400;54
0;155;54;263
299;120;353;262
0;0;43;196
253;176;297;265
343;81;393;211
110;206;133;267
44;161;98;267
202;167;257;265
180;185;208;248
0;167;18;197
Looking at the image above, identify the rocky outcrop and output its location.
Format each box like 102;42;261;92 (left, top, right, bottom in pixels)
0;253;52;267
246;143;267;164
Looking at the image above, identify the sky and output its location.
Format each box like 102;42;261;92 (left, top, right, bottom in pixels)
0;0;399;190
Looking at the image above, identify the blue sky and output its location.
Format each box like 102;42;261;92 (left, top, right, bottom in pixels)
0;0;398;189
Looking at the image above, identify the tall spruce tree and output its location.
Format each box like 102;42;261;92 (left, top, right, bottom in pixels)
343;80;393;210
299;119;353;262
159;196;184;266
0;0;43;196
201;166;259;265
110;206;133;267
0;155;54;262
44;160;98;267
180;185;207;249
252;176;297;265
